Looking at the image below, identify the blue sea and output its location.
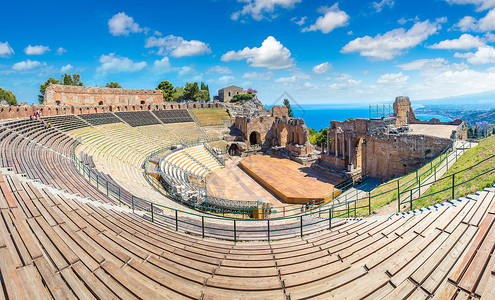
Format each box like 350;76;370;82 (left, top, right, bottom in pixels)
266;104;451;131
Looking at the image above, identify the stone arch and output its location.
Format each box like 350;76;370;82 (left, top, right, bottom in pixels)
249;131;261;146
228;143;240;156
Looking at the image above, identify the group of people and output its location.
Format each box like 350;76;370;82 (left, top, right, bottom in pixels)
29;110;51;129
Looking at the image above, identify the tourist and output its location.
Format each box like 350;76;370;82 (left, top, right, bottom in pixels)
47;122;51;129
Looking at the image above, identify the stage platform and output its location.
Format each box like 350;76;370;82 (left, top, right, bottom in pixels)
239;155;344;204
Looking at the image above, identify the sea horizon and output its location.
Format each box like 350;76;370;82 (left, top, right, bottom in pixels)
265;104;451;131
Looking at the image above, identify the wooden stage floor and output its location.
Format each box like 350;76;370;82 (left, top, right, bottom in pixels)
239;155;344;204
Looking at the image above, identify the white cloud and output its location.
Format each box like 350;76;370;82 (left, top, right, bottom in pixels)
221;36;294;69
24;45;50;55
152;57;178;74
479;9;495;31
217;75;236;84
242;71;274;80
485;32;495;41
302;4;349;34
312;62;332;74
291;16;307;26
341;19;445;60
0;42;14;58
56;47;67;56
12;60;46;71
454;45;495;64
275;73;310;83
206;66;232;75
231;0;301;21
145;36;211;58
427;34;485;49
96;53;147;74
377;72;409;84
398;58;449;70
60;64;73;73
372;0;395;12
178;66;203;81
108;12;143;36
444;0;495;11
456;16;478;31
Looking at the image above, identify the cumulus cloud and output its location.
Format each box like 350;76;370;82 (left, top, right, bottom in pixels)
377;72;409;84
242;71;274;80
312;62;332;74
454;45;495;64
60;64;73;73
231;0;301;21
398;58;450;70
302;4;349;34
145;36;211;58
96;53;147;74
56;47;67;56
456;16;478;31
444;0;495;11
206;66;232;75
291;16;307;26
24;45;50;55
275;73;310;83
341;19;445;60
221;36;294;69
12;60;46;71
108;12;143;36
372;0;395;12
152;57;178;74
0;42;14;58
427;34;485;49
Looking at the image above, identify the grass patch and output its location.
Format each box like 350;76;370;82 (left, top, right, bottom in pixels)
413;136;495;209
191;109;231;126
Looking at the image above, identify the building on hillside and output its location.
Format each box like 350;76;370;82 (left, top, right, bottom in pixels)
215;85;246;102
43;84;163;106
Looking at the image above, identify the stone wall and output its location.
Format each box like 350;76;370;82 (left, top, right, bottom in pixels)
44;84;163;106
364;134;451;179
0;102;222;120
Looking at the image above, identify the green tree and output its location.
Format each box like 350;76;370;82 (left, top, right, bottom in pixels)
63;74;73;85
106;82;122;88
173;87;186;102
156;81;174;102
283;98;293;118
0;87;17;106
38;77;60;104
492;128;495;135
72;74;83;86
231;94;254;102
184;82;200;101
315;128;328;148
196;90;210;102
200;82;211;101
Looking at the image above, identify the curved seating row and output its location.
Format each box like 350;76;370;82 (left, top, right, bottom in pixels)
1;166;494;299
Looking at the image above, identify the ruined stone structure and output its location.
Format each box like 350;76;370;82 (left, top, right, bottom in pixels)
0;102;222;120
44;84;163;106
322;96;468;179
216;85;246;102
233;106;314;159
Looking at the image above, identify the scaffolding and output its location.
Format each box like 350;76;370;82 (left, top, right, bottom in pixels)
369;104;393;119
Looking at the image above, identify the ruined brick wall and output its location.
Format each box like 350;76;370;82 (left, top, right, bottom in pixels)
44;84;163;106
0;102;222;120
393;96;420;127
271;106;289;118
364;134;451;179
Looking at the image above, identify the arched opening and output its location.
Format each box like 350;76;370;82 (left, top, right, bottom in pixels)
228;144;240;156
140;101;145;105
249;131;261;146
98;101;103;106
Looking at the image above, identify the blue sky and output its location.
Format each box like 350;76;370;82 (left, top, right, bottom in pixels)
2;0;495;105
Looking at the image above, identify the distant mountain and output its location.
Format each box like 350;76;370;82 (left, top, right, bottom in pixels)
416;90;495;108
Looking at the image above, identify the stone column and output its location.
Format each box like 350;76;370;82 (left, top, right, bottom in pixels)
342;132;346;159
334;130;338;157
327;130;331;155
348;133;353;166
